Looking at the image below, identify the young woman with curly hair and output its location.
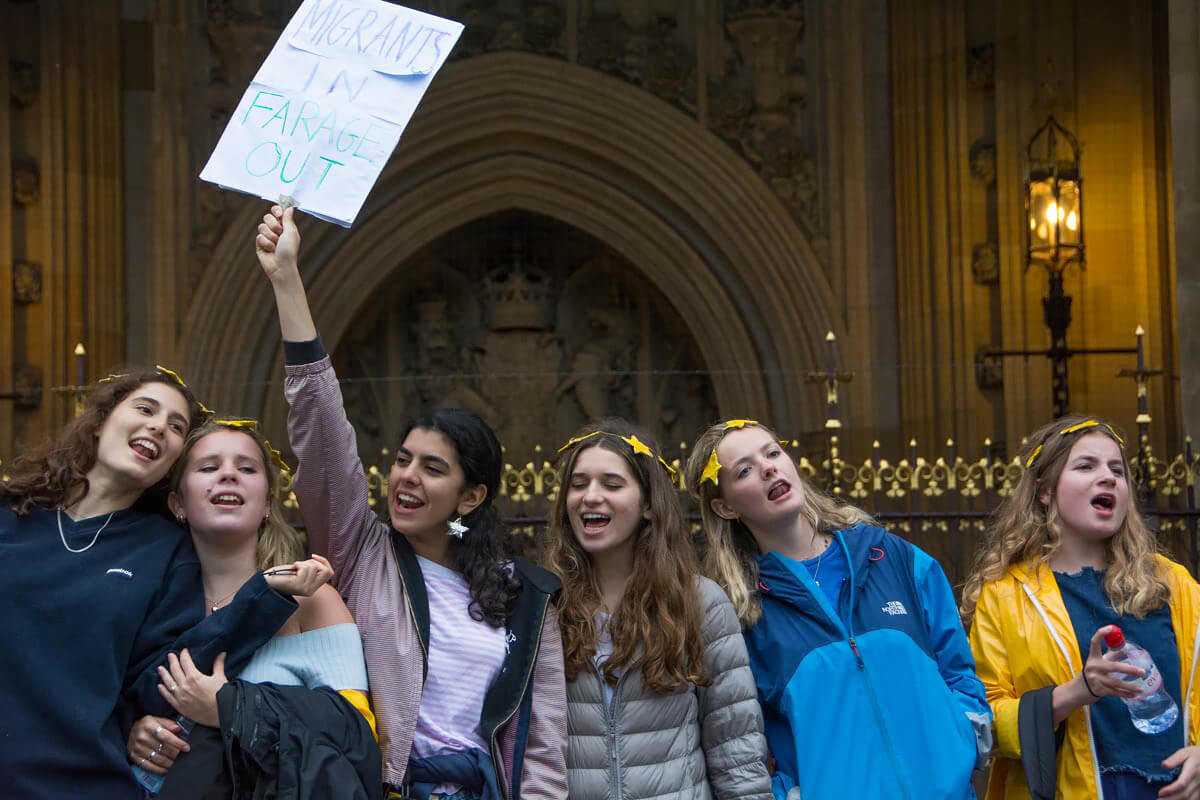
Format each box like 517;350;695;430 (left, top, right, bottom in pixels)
0;370;303;800
963;415;1200;800
545;417;771;800
687;419;990;800
256;205;566;800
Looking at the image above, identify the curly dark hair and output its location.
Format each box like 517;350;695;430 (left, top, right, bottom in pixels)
1;368;206;515
398;409;521;628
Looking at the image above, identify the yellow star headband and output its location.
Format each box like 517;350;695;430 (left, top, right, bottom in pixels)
1025;419;1126;469
557;430;677;476
700;419;761;487
212;417;290;474
98;366;212;417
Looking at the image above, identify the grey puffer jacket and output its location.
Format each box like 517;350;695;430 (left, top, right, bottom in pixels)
566;576;773;800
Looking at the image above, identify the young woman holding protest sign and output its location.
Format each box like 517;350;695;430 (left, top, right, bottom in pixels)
0;368;305;800
686;419;991;800
125;418;378;797
545;417;773;800
255;204;567;800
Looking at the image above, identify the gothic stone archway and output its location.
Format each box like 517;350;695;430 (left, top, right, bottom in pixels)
182;52;841;443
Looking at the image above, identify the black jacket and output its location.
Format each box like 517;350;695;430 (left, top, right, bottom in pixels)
160;681;382;800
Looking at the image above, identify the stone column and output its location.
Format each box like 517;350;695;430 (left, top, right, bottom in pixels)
889;0;983;449
1169;0;1200;440
1;0;124;454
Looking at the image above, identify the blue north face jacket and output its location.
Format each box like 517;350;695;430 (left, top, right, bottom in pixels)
746;524;990;800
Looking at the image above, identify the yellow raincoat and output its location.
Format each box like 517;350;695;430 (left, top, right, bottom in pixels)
970;556;1200;800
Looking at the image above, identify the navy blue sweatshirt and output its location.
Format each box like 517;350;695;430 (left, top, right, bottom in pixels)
0;506;298;799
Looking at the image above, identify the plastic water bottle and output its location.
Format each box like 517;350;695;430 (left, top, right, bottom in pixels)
1104;626;1179;734
132;715;194;794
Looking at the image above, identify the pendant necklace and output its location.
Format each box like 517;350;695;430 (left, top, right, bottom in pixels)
810;532;830;586
205;587;239;614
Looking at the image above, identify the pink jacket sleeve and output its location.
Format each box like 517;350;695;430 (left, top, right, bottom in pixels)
284;356;388;589
517;602;569;799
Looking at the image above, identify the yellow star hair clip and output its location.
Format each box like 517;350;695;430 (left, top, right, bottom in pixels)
154;365;187;388
263;441;290;474
658;457;678;477
621;434;653;459
701;448;722;486
97;372;125;384
723;419;759;430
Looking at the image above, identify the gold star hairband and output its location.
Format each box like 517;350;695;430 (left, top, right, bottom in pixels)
212;418;290;473
1025;419;1125;469
556;430;677;476
700;419;761;487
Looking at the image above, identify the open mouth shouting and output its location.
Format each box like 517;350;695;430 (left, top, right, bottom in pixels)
1091;492;1116;518
767;479;792;502
129;437;162;463
580;512;611;535
394;491;425;513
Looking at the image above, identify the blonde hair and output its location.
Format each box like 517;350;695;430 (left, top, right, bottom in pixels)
960;413;1168;623
169;420;305;570
545;418;709;693
685;420;874;627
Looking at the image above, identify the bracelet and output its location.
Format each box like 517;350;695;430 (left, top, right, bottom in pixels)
1081;671;1101;698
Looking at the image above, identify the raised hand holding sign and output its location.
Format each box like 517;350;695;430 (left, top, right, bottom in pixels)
200;0;463;227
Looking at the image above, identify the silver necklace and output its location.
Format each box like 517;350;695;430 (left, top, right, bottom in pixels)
57;508;116;554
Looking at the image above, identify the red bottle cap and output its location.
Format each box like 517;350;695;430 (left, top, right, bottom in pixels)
1104;626;1125;648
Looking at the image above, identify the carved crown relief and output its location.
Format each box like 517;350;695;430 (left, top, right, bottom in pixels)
330;211;717;467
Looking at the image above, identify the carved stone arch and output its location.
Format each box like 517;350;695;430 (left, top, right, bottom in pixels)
182;52;841;438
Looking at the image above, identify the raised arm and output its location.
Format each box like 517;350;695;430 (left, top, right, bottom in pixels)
256;205;316;342
256;207;385;581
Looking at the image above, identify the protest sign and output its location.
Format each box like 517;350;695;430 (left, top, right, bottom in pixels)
200;0;463;227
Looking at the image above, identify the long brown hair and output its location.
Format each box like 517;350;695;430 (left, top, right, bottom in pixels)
169;420;305;570
1;368;205;515
545;418;709;693
960;414;1168;622
685;420;875;627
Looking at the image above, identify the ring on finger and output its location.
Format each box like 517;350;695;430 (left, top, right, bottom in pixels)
138;756;148;767
152;743;164;757
153;724;164;739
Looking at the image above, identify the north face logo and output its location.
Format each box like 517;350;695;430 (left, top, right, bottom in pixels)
881;601;907;616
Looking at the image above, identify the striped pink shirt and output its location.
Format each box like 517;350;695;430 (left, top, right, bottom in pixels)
411;556;507;754
411;556;508;793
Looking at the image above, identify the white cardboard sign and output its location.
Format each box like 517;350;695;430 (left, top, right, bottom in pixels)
200;0;463;227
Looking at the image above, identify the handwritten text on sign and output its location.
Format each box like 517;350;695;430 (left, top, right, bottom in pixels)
200;0;463;227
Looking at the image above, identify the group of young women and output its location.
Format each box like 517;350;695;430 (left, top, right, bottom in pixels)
3;203;1198;800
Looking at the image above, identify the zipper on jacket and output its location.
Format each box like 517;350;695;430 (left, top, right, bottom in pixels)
591;659;631;800
848;637;865;670
489;596;550;800
841;538;912;800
